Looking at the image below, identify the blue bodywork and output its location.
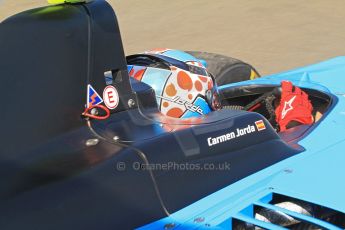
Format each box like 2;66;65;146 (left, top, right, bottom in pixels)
2;1;344;229
139;57;345;229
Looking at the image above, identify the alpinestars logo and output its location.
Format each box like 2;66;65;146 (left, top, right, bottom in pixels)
282;95;296;119
158;95;204;115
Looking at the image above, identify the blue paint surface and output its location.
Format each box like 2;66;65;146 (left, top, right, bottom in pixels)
182;97;212;118
140;67;171;104
163;50;203;64
138;57;345;229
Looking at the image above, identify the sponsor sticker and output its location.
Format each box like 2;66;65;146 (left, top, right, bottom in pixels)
87;84;103;108
255;120;266;131
103;85;119;109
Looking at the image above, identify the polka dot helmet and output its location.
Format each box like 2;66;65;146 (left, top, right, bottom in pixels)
127;48;221;118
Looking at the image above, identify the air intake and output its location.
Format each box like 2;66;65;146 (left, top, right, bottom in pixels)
232;193;345;230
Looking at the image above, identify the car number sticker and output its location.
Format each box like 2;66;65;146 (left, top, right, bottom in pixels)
103;85;119;109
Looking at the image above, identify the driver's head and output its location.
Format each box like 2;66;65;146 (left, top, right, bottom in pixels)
127;49;221;118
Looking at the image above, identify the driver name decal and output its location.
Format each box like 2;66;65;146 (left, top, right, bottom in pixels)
207;120;265;147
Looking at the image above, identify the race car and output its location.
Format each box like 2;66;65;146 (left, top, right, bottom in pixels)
0;0;344;230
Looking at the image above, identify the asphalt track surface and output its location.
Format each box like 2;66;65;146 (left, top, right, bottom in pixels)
1;0;345;75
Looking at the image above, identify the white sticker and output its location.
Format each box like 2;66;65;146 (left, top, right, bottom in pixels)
103;85;119;110
87;84;103;108
207;124;256;147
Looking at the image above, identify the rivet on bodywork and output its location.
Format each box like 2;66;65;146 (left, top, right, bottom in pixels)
90;108;99;115
164;223;175;229
85;138;99;146
128;99;136;108
284;168;293;174
194;217;205;223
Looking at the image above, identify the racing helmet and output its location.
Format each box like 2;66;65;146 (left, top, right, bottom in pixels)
127;49;221;118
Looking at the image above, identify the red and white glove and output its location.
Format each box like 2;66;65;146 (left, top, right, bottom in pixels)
275;81;314;131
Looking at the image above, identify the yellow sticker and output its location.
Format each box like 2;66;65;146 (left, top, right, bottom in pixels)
47;0;64;3
47;0;90;4
250;69;259;80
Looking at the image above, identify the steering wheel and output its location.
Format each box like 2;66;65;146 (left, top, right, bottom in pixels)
243;88;279;128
